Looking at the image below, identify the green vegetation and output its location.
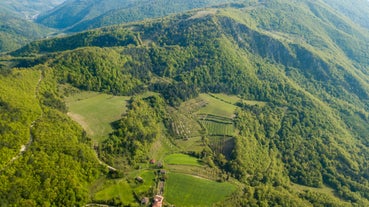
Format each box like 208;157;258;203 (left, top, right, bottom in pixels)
164;153;202;166
2;0;369;206
0;0;64;20
0;12;52;52
100;95;168;167
0;69;41;169
36;0;235;31
200;120;234;136
165;172;237;207
93;179;136;205
196;94;237;118
131;170;156;195
65;91;129;141
0;67;101;206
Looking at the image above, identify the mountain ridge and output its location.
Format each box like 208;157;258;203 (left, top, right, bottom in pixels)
2;0;369;206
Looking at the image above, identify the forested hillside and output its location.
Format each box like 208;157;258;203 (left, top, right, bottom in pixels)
0;0;65;19
35;0;235;31
2;0;369;206
0;12;53;53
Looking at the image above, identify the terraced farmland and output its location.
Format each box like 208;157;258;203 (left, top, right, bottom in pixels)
200;120;234;136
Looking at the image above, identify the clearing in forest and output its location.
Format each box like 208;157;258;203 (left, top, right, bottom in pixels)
65;91;129;142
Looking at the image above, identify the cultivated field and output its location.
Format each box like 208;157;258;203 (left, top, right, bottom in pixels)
165;172;237;207
200;120;234;136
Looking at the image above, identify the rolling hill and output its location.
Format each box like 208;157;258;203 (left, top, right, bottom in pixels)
0;0;65;19
0;11;54;53
2;0;369;206
35;0;236;31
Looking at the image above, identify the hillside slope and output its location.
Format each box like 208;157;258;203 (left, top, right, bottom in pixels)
3;0;369;206
35;0;235;31
0;0;65;19
0;12;53;52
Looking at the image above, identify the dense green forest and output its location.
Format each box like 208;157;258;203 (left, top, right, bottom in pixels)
0;67;102;206
2;0;369;206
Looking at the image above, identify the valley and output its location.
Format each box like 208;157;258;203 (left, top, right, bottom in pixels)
1;0;369;206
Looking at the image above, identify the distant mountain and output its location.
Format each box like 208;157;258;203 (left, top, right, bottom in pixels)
0;12;53;52
0;0;65;19
322;0;369;30
35;0;235;31
4;0;369;206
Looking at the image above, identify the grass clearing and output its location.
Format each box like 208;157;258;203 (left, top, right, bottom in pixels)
165;173;237;207
197;93;237;118
164;153;202;166
209;93;241;104
65;91;129;142
93;179;135;205
131;170;156;195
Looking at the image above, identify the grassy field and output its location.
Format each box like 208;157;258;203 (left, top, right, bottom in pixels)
93;179;136;205
65;91;129;142
200;120;234;136
164;153;202;166
165;173;237;207
209;93;241;104
197;93;237;118
131;170;156;195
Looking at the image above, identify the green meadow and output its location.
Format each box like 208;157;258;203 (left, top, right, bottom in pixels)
164;153;202;166
165;173;237;207
93;179;136;205
197;93;237;118
131;170;156;195
65;91;129;142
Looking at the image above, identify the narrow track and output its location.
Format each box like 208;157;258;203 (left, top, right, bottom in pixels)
0;71;43;173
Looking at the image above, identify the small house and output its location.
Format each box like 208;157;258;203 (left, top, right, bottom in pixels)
141;197;149;205
152;195;164;207
135;176;144;183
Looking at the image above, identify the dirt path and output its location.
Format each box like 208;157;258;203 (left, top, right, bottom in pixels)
0;72;43;172
93;150;117;171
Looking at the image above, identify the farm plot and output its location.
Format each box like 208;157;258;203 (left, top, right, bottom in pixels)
165;173;236;207
168;107;203;139
200;120;235;136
